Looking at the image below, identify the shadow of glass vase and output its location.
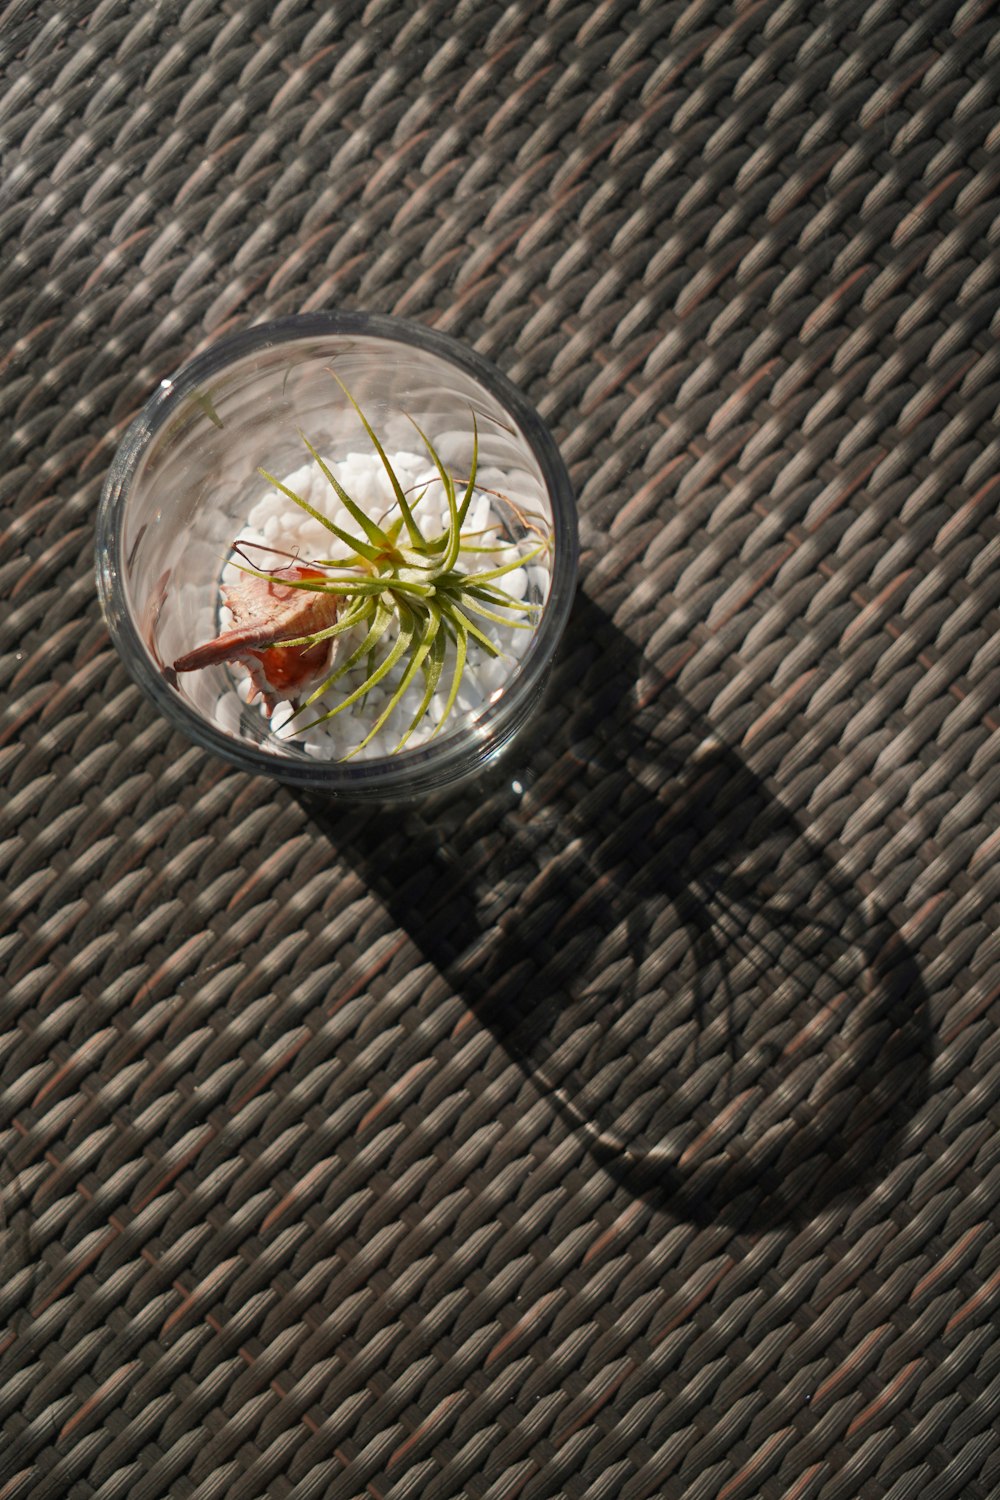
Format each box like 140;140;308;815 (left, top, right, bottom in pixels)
308;594;931;1233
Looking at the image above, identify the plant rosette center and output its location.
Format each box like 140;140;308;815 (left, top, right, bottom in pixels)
172;378;551;760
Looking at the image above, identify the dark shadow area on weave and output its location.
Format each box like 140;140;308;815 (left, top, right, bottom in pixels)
306;593;931;1233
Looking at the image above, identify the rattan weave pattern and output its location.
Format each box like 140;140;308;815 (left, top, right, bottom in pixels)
2;1;1000;1497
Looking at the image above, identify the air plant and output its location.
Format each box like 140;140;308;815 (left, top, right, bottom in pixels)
173;379;548;758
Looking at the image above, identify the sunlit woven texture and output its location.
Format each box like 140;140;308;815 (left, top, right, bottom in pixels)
2;1;999;1498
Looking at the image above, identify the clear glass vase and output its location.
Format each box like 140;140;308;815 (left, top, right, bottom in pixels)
95;312;578;801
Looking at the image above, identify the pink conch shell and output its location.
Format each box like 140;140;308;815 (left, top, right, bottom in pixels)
173;564;340;713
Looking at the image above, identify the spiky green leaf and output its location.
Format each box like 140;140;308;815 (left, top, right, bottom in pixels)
328;370;425;547
258;467;380;562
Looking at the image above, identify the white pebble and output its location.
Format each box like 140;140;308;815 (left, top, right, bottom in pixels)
527;564;550;601
500;567;527;601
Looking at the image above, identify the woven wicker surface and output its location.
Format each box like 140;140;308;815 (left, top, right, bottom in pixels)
2;0;1000;1496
